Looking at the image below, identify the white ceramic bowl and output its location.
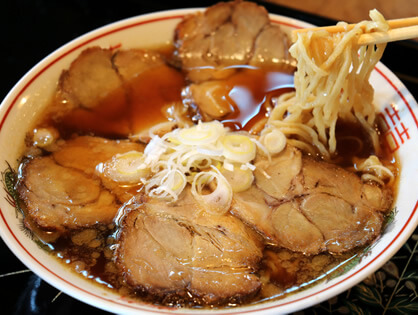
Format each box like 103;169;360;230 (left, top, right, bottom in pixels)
0;8;417;315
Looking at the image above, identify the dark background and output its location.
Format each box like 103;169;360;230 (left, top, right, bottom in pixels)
1;0;416;103
1;1;417;314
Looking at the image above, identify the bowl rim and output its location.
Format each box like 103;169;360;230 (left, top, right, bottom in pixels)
0;7;417;315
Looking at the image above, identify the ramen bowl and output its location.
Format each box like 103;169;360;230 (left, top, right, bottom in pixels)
0;8;417;315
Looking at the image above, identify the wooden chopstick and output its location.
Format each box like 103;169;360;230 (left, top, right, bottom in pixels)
358;25;418;45
291;16;418;45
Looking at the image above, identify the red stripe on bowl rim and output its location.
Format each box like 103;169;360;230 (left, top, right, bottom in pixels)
0;13;417;314
374;66;418;128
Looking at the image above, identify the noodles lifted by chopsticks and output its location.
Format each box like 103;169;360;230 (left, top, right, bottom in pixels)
269;9;389;160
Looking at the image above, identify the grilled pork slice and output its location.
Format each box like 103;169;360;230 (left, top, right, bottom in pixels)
58;47;125;111
45;47;170;137
232;145;393;255
174;0;293;83
52;136;144;203
116;188;263;304
113;49;165;81
56;47;165;111
232;186;325;255
52;136;143;175
253;146;392;212
17;136;144;232
249;24;292;68
18;157;117;232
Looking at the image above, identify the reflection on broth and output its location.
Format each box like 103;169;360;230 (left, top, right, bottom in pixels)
218;68;293;132
184;67;294;133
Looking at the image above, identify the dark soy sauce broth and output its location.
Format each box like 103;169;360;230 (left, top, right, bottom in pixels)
215;67;294;132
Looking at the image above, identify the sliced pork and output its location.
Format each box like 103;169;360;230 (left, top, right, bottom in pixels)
18;157;117;232
232;186;325;254
44;47;181;137
299;193;383;253
253;145;304;200
174;0;293;83
52;136;144;174
55;47;165;112
52;136;144;203
116;188;263;304
232;145;393;255
57;47;125;112
249;24;292;69
17;136;144;232
113;49;165;81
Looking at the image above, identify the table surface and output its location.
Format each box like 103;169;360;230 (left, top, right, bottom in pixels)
267;0;418;23
1;1;417;314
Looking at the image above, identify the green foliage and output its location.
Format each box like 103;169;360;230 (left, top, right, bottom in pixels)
354;283;383;307
382;207;397;231
328;246;371;281
328;254;361;280
387;298;418;314
1;162;50;251
34;239;53;252
344;300;372;315
1;162;23;215
402;269;418;282
302;236;417;315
